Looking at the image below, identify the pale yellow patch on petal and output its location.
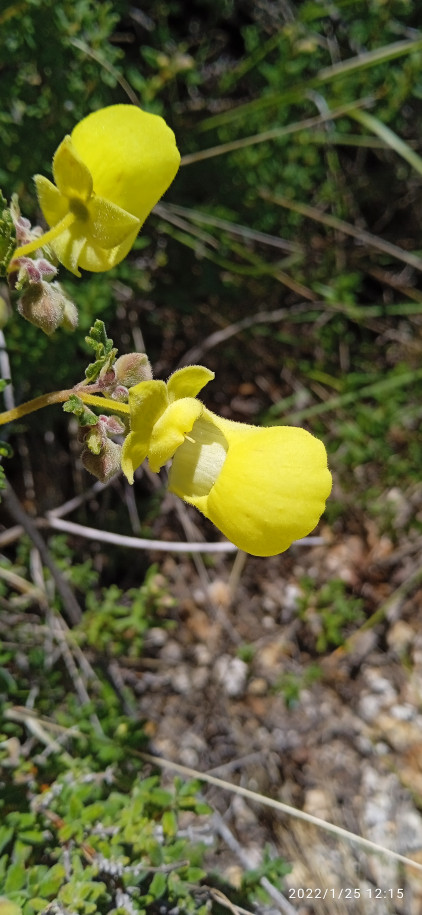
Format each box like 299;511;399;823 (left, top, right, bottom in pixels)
169;413;228;499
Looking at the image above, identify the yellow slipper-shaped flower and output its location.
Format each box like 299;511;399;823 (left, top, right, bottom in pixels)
121;366;332;556
13;105;180;275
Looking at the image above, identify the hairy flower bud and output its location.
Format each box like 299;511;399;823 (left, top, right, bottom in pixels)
17;281;65;335
17;281;77;335
8;255;57;291
99;352;152;402
61;297;79;331
81;438;122;483
114;352;153;387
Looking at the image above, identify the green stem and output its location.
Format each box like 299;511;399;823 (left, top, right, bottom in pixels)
10;211;76;261
0;389;130;426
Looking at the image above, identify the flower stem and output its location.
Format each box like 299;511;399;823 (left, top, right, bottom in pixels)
0;389;130;426
10;211;76;262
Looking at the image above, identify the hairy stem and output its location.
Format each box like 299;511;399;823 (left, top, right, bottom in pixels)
0;389;130;426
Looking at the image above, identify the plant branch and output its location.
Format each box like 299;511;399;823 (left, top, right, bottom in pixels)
0;388;130;426
2;482;82;625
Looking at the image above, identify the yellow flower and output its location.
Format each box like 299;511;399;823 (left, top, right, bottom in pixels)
121;366;332;556
13;105;180;275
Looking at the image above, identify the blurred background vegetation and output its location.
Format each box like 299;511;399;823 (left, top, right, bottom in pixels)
2;0;422;911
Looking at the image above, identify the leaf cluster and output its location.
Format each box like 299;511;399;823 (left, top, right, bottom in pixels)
84;321;117;384
298;577;365;653
0;192;15;276
0;766;210;915
77;566;173;659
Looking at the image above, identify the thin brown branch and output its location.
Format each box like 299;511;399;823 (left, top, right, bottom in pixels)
3;483;82;624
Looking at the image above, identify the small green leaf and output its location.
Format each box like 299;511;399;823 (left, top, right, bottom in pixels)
149;788;173;808
63;395;97;426
19;831;46;847
185;866;206;882
38;863;66;896
162;810;177;838
148;871;167;899
0;441;13;459
0;827;14;856
4;862;25;892
26;899;47;913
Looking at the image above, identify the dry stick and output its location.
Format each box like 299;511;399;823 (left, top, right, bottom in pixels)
136;751;422;875
3;483;82;625
205;888;257;915
0;563;45;600
46;515;238;554
69;36;141;107
0;329;14;412
47;480;108;518
49;614;103;728
212;809;297;915
45;517;323;554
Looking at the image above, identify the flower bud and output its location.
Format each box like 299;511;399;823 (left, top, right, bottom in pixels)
114;352;153;387
81;438;122;483
61;297;79;331
17;281;77;335
9;255;57;291
17;281;65;335
99;414;126;436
